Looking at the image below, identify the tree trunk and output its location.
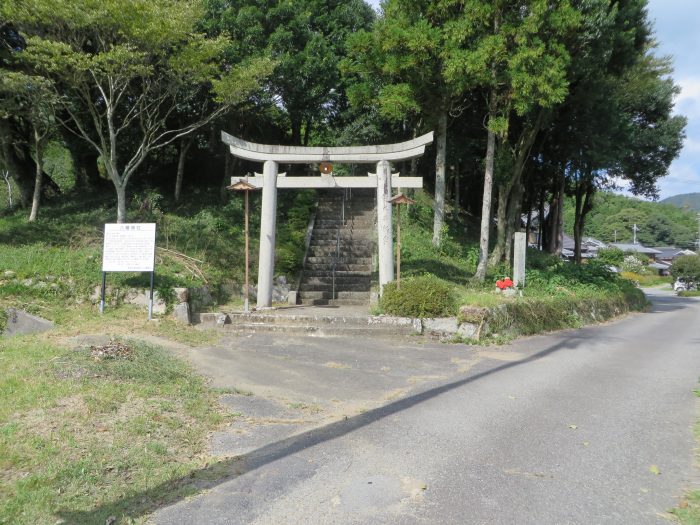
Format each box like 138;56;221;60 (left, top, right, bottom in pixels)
504;179;524;266
453;160;460;218
475;121;496;281
116;183;127;223
546;175;565;254
489;184;508;265
28;130;44;222
220;152;237;202
174;137;193;202
0;120;32;207
432;112;448;247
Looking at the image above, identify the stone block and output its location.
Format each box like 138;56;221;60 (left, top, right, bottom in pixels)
173;287;188;303
457;322;479;340
422;317;458;336
287;290;298;305
172;302;190;324
3;308;54;336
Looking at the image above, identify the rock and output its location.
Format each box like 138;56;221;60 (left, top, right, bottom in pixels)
45;275;56;282
422;317;459;337
271;276;290;303
3;270;15;279
35;281;48;290
123;290;166;315
2;308;54;336
459;305;489;323
172;302;190;324
189;286;214;312
457;322;479;340
173;287;188;303
21;278;33;287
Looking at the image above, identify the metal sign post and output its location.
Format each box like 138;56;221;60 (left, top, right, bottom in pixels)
100;223;157;319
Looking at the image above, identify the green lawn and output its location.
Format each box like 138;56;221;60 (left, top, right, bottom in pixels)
0;317;229;525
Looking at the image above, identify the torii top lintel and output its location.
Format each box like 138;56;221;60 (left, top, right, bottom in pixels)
221;131;434;164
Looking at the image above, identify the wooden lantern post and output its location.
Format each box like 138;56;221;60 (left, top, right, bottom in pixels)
388;193;415;289
227;179;260;313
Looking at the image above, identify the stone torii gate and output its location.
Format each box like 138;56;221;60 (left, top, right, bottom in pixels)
222;131;434;308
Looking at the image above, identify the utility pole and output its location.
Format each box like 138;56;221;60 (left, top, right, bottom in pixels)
632;223;639;245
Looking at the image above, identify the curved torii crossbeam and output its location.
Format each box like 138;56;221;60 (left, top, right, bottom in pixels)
222;131;434;309
221;131;434;163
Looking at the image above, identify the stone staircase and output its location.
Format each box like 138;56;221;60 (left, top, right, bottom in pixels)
297;188;375;306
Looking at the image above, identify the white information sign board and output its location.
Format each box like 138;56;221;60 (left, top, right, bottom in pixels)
102;223;156;272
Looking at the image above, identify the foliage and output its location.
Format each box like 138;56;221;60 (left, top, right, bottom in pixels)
487;281;647;338
379;274;457;318
563;192;699;248
661;192;700;212
620;254;646;274
4;0;274;222
671;255;700;282
596;247;625;267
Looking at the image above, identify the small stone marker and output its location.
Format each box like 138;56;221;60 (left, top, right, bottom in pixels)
513;232;527;288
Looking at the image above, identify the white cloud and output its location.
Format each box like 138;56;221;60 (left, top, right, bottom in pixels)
658;162;700;199
675;77;700;120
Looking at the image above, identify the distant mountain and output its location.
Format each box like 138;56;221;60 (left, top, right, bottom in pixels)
661;192;700;212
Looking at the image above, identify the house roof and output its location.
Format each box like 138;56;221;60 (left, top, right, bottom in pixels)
652;247;697;259
610;243;662;255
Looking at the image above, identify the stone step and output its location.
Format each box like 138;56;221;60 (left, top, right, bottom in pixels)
312;227;373;235
298;290;370;301
195;312;421;336
308;244;372;256
299;283;372;294
301;297;370;306
302;270;371;278
308;242;373;252
305;262;371;272
315;218;373;226
301;275;371;284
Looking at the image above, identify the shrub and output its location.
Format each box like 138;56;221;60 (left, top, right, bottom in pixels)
671;254;700;281
380;274;457;317
621;254;646;273
597;247;624;267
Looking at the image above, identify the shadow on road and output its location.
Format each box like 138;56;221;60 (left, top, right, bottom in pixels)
644;291;699;314
57;333;593;524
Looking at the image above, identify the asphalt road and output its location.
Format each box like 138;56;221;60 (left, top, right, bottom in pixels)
153;289;700;524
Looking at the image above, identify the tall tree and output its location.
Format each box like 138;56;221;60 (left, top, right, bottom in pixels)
5;0;273;222
440;0;579;279
203;0;375;147
343;0;460;247
0;71;57;221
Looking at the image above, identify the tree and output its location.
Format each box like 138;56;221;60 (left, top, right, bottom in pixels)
343;0;453;247
204;0;375;146
541;0;685;262
0;71;57;221
5;0;273;222
671;254;700;283
439;0;579;279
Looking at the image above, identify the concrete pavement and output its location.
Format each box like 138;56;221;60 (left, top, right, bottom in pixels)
144;289;700;523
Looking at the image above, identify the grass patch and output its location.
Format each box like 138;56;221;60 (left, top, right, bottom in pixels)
0;334;229;525
678;290;700;298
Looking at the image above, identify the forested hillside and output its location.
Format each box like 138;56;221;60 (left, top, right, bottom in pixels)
661;192;700;212
564;192;699;248
0;0;687;272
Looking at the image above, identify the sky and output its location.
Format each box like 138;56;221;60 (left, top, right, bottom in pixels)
365;0;700;200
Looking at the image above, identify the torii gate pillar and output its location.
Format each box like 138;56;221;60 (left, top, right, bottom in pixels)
257;160;278;308
376;160;394;292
